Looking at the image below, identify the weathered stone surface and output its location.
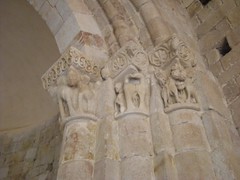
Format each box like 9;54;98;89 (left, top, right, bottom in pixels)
222;79;240;104
229;97;240;133
55;13;81;52
227;7;240;28
61;121;97;163
25;148;37;161
154;152;178;180
218;59;240;85
57;160;93;180
45;7;63;35
94;159;120;180
0;167;9;179
205;48;221;66
118;117;153;158
121;156;154;180
197;71;231;118
171;122;209;152
196;10;224;38
175;151;216;180
201;111;232;149
227;27;240;47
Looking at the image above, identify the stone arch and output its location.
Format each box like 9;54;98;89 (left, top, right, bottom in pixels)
1;0;240;179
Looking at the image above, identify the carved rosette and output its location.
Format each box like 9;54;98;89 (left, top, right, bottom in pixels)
148;35;199;112
41;47;101;90
102;41;149;80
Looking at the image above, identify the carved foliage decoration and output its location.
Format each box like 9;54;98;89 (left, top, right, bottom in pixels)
102;41;149;79
41;47;101;89
148;35;196;69
150;35;199;112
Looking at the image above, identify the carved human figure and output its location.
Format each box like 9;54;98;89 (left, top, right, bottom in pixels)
77;75;96;115
115;82;126;115
57;67;81;119
154;69;169;107
57;66;97;119
123;72;148;112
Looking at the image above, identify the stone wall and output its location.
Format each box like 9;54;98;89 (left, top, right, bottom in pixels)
0;118;62;180
179;0;240;134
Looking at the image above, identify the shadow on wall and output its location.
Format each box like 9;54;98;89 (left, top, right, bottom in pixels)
0;0;60;132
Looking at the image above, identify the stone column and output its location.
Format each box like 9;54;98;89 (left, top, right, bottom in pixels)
117;113;154;180
168;109;216;180
130;0;171;45
57;116;97;180
41;47;102;180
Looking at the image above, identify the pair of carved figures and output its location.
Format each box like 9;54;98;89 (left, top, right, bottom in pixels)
57;66;97;119
114;72;149;116
155;62;198;108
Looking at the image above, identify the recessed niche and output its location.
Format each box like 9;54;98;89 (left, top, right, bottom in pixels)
217;38;232;56
199;0;211;6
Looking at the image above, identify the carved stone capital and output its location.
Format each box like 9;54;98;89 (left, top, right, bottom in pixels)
148;35;199;112
101;41;149;81
41;46;101;90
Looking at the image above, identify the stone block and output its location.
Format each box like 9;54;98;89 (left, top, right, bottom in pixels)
75;13;101;36
229;97;240;134
121;156;154;180
175;151;216;180
56;0;72;21
209;61;223;78
45;7;63;35
228;7;240;28
196;71;231;118
150;112;174;154
55;13;81;53
94;159;120;180
57;160;93;180
196;10;224;38
201;111;232;149
190;15;200;29
181;0;195;8
154;152;178;180
39;1;52;21
199;29;223;53
48;0;58;6
218;58;240;85
171;122;209;152
95;119;120;162
61;121;97;164
186;1;202;17
222;79;240;104
211;148;235;180
220;0;237;14
205;48;221;65
118;117;153;158
29;0;46;12
0;167;9;179
227;27;240;47
66;0;90;14
215;18;231;34
208;0;223;9
197;4;212;23
236;75;240;87
220;50;239;71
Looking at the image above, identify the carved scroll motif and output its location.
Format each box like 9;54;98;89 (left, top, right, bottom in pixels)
102;41;149;80
41;47;101;90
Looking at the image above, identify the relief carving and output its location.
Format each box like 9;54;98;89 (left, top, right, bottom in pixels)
114;72;149;117
151;36;200;112
102;41;149;80
57;66;98;120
